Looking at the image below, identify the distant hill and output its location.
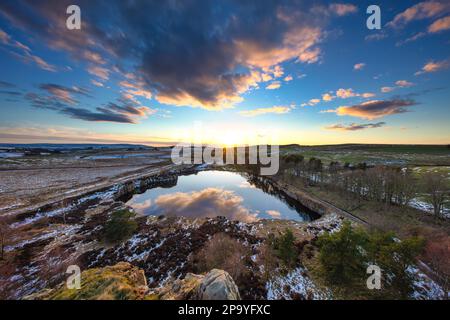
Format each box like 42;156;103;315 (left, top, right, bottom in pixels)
0;143;152;151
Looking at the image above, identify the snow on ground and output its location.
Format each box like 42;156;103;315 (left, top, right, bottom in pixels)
11;186;118;228
409;198;450;219
408;266;447;300
5;224;82;252
266;267;331;300
0;152;24;158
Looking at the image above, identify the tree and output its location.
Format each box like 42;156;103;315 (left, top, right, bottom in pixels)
318;223;424;298
317;222;368;285
268;229;298;269
366;231;424;299
423;172;448;217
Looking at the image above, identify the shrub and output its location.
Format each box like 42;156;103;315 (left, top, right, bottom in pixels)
366;231;425;299
269;229;298;269
193;233;248;281
317;222;425;298
317;222;367;285
103;210;138;243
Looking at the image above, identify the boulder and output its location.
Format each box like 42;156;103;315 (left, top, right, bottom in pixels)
155;269;240;300
195;269;241;300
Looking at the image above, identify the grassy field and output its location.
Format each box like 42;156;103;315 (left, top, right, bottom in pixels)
280;144;450;167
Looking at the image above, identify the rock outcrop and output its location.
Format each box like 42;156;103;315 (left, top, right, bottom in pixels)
25;262;240;300
25;262;148;300
154;269;241;300
195;269;241;300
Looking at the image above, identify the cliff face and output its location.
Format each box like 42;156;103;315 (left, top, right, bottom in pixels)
25;263;241;301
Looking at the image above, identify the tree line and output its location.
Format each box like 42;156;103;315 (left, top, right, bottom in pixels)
281;154;449;217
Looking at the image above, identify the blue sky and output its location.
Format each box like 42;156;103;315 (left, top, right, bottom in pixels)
0;0;449;146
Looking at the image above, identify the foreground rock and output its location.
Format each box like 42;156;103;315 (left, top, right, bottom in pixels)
25;262;148;300
154;269;241;300
25;263;240;300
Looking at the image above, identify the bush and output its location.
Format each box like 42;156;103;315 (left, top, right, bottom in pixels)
193;233;248;281
268;229;298;269
366;231;424;299
103;210;138;243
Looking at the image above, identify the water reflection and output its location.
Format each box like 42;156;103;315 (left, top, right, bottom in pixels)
126;170;318;222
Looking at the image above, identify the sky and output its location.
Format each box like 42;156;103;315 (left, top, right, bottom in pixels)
0;0;449;146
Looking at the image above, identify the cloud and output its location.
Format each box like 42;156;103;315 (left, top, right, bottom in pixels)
87;65;109;81
329;4;358;16
388;1;450;28
320;109;337;114
91;79;104;87
1;1;335;110
336;88;358;98
266;210;281;218
415;59;450;75
60;107;139;123
0;27;56;72
395;80;414;87
153;188;258;222
325;122;386;131
0;125;176;145
0;80;15;88
354;63;366;71
428;15;450;32
361;92;375;98
334;99;417;119
322;93;334;101
239;105;292;117
302;98;321;107
25;83;153;123
119;80;152;100
322;88;374;101
365;33;387;41
381;80;415;93
266;81;281;90
83;51;106;65
381;87;395;93
39;83;90;104
284;75;293;82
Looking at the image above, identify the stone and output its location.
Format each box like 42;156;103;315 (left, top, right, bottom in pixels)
195;269;240;300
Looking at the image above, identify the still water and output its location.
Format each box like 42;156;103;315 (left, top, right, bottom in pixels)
126;170;319;222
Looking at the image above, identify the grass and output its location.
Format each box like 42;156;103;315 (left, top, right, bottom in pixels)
280;144;450;166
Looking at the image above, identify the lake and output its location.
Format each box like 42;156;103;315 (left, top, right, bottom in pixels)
126;170;319;222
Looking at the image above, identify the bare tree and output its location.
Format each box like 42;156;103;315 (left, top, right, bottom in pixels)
423;172;448;217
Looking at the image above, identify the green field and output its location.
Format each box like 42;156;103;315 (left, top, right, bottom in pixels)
280;144;450;167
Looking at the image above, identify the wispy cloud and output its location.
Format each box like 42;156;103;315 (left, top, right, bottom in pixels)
415;59;450;75
265;81;281;90
353;63;366;71
87;65;110;81
325;122;386;131
388;1;450;28
428;15;450;32
239;105;292;117
25;83;154;124
334;99;417;119
0;28;56;72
